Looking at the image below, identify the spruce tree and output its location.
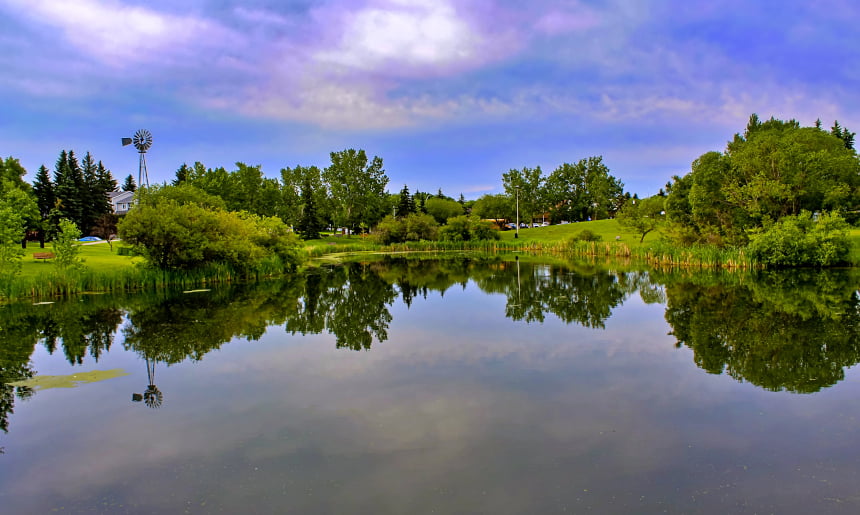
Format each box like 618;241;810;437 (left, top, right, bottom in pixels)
173;163;191;185
32;164;55;245
122;174;137;192
297;176;322;240
397;184;415;218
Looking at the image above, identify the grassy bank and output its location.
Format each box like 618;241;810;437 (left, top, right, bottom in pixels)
5;223;860;301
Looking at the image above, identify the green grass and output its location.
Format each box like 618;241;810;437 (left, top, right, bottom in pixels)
498;219;661;245
20;241;140;278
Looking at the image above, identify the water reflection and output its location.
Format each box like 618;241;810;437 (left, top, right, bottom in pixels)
661;268;860;393
2;258;860;433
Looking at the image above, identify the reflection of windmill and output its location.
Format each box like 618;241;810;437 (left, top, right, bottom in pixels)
131;356;163;409
121;129;152;188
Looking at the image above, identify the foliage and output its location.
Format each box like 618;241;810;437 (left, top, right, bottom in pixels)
543;157;626;222
323;149;389;234
53;218;83;270
424;196;464;224
747;211;851;267
122;174;137;192
667;114;860;246
296;176;324;240
397;184;416;217
372;213;439;244
0;203;25;275
439;215;501;242
118;185;303;271
471;193;513;221
502;166;545;224
568;229;602;242
616;196;666;243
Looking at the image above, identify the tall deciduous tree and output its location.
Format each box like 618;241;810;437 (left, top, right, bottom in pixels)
323;149;388;234
502;166;544;224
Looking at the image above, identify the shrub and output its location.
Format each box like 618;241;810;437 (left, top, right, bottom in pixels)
439;216;501;242
746;211;851;267
571;229;602;242
372;214;438;244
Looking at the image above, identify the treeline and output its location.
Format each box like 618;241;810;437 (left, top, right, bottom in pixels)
615;115;860;266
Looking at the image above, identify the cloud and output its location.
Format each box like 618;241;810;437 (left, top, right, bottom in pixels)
3;0;223;68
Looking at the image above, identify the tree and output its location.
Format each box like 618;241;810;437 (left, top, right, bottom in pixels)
118;185;302;271
32;165;54;246
173;163;191;185
0;203;25;276
616;196;666;243
502;166;545;224
122;174;137;192
471;194;514;221
668;115;860;246
322;149;389;234
397;184;415;218
281;165;327;228
53;218;83;270
424;197;463;224
296;176;323;240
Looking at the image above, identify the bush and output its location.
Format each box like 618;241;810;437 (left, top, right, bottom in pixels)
571;229;602;242
747;211;851;267
372;213;438;244
439;216;501;242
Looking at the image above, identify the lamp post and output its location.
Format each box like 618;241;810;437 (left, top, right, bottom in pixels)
515;186;520;239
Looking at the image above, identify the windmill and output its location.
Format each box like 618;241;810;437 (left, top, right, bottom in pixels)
122;129;153;188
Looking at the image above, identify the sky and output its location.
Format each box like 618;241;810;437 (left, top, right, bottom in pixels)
1;0;858;198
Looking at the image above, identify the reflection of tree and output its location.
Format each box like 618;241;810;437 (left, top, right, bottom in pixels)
285;263;398;350
663;269;860;393
474;259;648;328
0;297;122;433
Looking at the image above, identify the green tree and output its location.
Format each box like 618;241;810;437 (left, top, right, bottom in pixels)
502;166;544;224
31;164;55;246
397;184;415;218
471;194;514;221
424;196;464;224
616;196;666;243
0;203;25;276
296;176;323;240
323;149;389;234
121;174;137;192
53;218;83;270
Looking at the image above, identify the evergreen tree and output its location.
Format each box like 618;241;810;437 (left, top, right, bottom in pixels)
397;184;415;218
97;161;117;193
296;176;322;240
173;163;191;185
32;164;55;245
122;174;137;192
53;150;83;230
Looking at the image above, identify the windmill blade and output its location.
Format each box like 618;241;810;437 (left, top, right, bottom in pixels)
121;137;133;146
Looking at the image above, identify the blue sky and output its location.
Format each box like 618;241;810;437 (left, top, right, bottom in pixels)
1;0;858;198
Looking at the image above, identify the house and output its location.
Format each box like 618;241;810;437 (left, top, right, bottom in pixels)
108;191;135;214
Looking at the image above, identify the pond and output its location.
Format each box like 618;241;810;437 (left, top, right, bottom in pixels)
1;255;860;513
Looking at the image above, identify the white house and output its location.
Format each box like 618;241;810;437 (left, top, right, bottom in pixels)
108;191;135;214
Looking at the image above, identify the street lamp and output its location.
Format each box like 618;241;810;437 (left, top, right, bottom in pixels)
515;186;520;239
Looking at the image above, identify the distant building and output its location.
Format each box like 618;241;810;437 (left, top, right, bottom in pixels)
108;191;135;214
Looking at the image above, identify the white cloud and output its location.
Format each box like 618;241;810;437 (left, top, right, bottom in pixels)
5;0;220;67
315;0;484;74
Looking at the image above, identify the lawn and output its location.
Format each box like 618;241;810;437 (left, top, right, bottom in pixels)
498;219;661;245
19;241;140;278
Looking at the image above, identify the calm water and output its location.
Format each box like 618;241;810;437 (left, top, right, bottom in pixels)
1;256;860;514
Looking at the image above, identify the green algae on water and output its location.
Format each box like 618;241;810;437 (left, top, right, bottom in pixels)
7;369;129;391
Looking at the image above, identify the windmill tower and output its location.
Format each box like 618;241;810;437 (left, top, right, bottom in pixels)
121;129;153;188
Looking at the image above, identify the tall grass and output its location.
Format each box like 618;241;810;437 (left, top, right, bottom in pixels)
0;257;295;302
